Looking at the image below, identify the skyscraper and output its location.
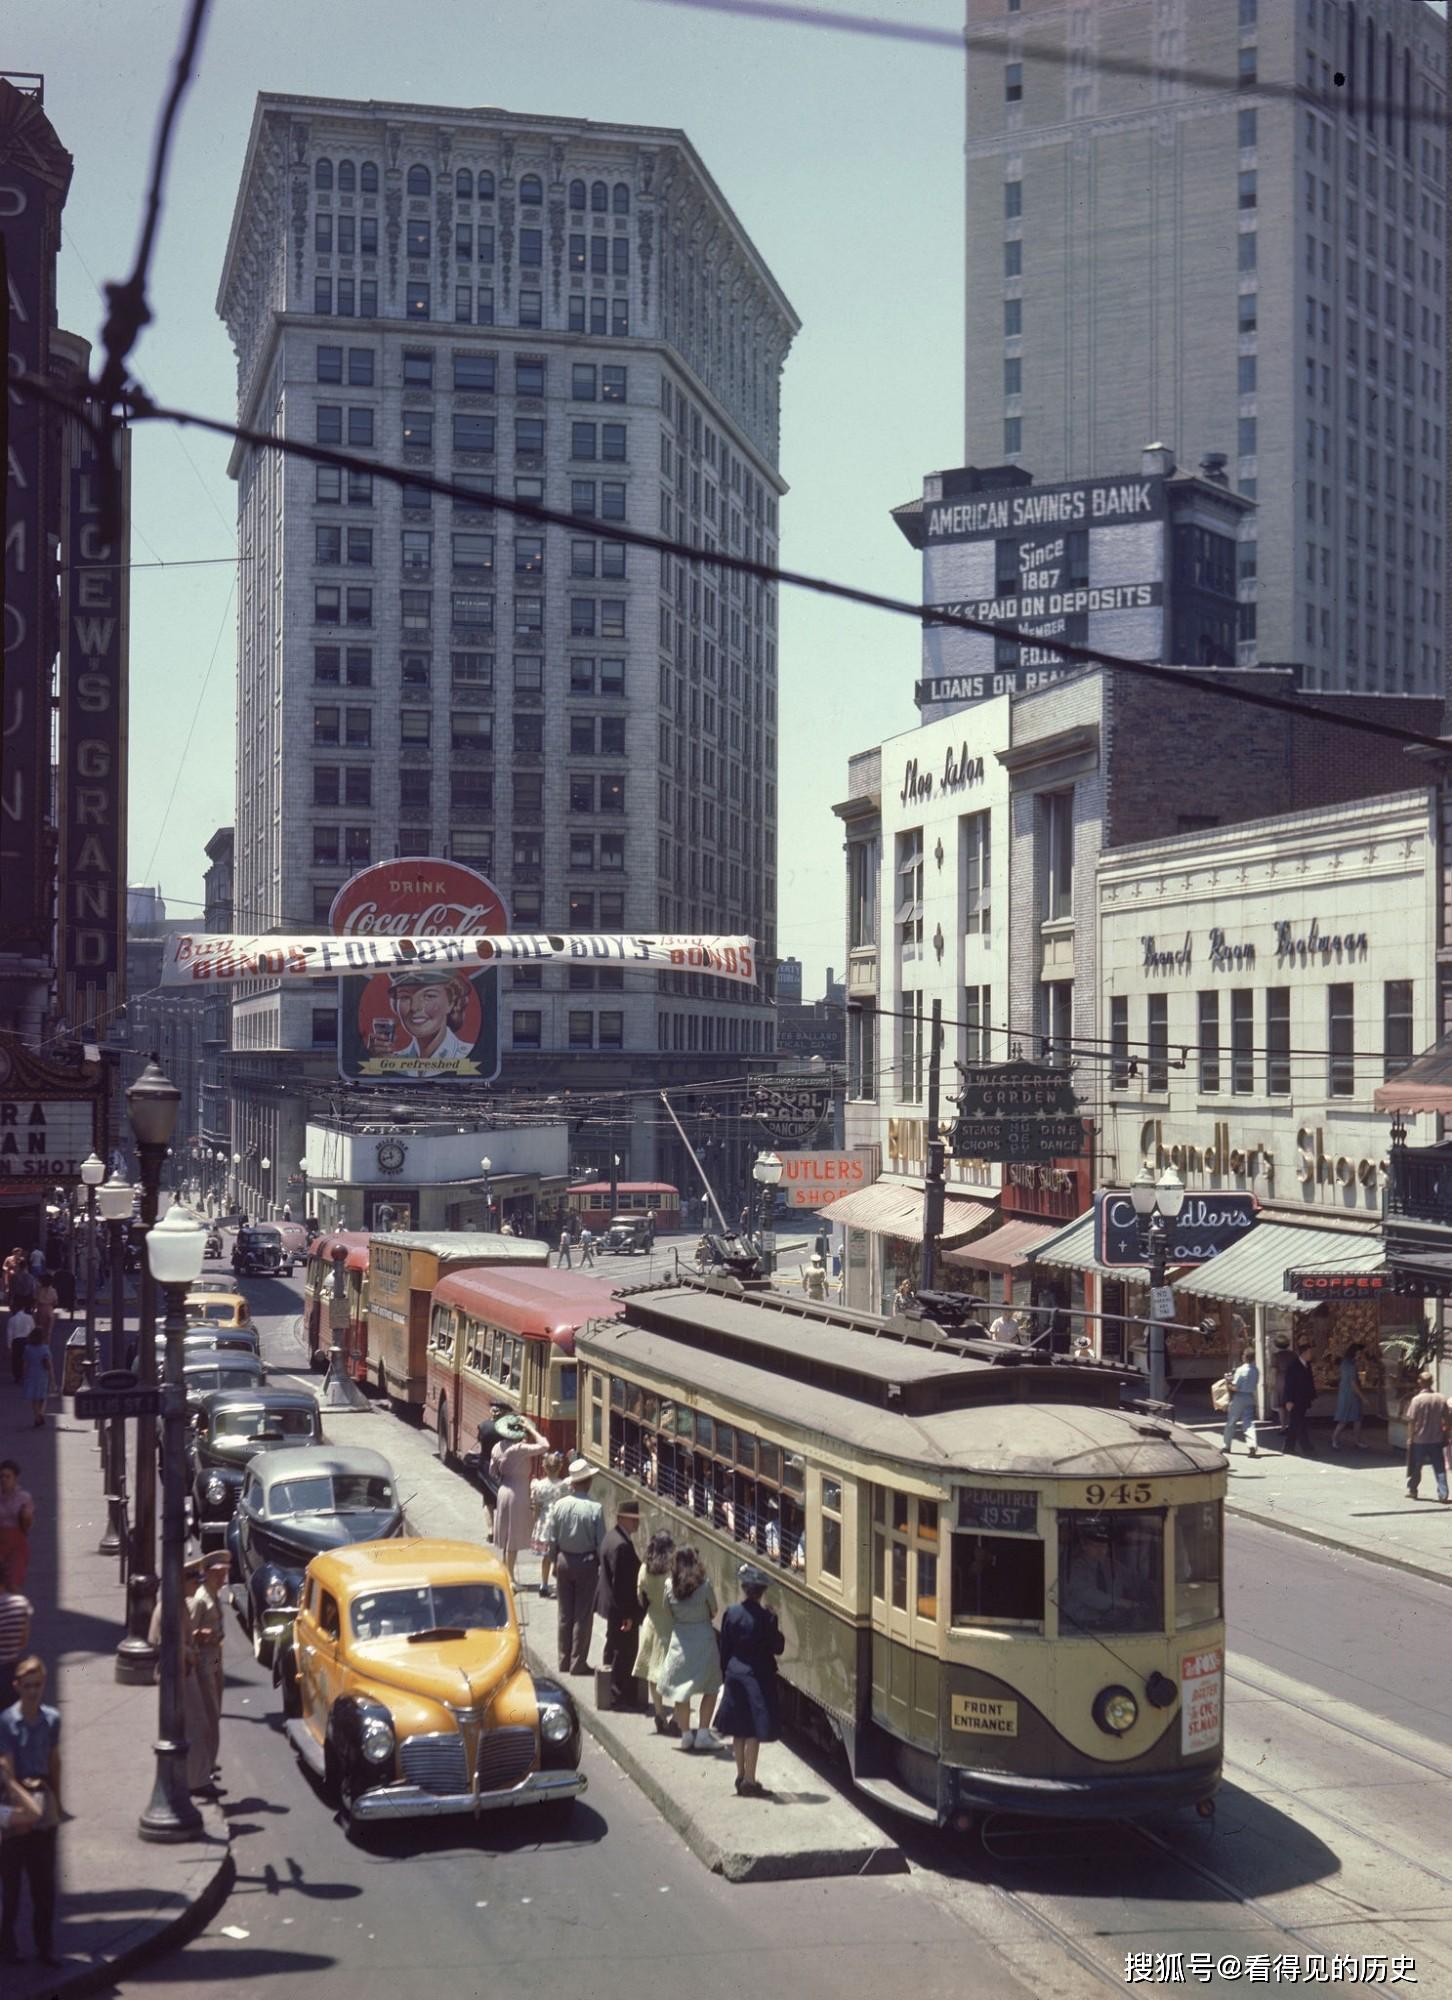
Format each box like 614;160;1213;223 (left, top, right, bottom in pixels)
217;95;796;1196
965;0;1447;694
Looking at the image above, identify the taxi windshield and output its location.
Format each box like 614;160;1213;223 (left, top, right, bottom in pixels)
201;1302;237;1321
349;1582;509;1641
270;1473;393;1515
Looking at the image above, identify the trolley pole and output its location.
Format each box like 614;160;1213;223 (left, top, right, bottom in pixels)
920;999;945;1293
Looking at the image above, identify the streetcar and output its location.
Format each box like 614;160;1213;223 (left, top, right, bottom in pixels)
563;1181;681;1235
301;1231;371;1375
425;1266;624;1462
366;1231;548;1409
576;1277;1226;1830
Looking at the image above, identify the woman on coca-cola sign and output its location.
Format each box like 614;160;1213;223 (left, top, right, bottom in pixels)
385;967;475;1061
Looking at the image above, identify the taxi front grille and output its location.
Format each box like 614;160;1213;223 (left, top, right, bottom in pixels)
400;1733;468;1795
477;1725;536;1792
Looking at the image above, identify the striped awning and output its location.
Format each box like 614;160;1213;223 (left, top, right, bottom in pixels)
1172;1218;1384;1314
818;1180;993;1245
1022;1208;1116;1276
943;1217;1061;1272
1374;1035;1452;1114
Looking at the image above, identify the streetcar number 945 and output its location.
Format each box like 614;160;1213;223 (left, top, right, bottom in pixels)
1079;1481;1156;1508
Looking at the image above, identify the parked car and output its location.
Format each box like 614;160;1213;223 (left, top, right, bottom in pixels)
233;1225;294;1278
277;1538;585;1829
193;1274;235;1294
188;1386;323;1552
602;1215;650;1255
186;1289;252;1329
230;1444;402;1667
183;1351;266;1414
163;1329;261;1363
275;1221;309;1268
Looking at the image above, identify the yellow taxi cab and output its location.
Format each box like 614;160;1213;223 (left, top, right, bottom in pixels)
185;1289;252;1331
277;1538;585;1826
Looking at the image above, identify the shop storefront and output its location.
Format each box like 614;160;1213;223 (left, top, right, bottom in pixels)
943;1141;1091;1318
820;1179;994;1314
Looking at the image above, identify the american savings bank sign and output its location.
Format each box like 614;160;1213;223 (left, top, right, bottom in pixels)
916;475;1167;709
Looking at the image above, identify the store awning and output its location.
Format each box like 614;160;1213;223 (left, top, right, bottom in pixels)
1374;1036;1452;1114
818;1180;993;1245
1171;1219;1384;1314
1023;1208;1117;1277
943;1217;1060;1272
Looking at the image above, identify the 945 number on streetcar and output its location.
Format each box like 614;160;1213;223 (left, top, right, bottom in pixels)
1079;1480;1158;1508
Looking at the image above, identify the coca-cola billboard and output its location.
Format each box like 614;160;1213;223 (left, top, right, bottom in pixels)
329;858;507;1083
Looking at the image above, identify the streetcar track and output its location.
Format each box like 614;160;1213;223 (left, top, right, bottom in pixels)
1227;1664;1452;1784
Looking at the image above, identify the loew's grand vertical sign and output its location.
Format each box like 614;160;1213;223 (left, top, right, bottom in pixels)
58;426;128;1030
1;83;73;958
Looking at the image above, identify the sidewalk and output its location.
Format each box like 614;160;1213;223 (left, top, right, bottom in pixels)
2;1363;230;2000
1186;1418;1452;1587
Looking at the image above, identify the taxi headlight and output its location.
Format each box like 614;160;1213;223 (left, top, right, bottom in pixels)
360;1714;395;1765
1093;1686;1139;1737
204;1476;228;1505
538;1702;573;1745
264;1578;289;1609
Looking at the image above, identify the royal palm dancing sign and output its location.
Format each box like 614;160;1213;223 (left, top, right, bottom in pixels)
162;933;759;989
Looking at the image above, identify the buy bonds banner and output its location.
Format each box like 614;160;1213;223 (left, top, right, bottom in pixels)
163;931;759;989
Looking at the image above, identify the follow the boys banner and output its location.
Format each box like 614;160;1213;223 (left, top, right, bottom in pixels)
162;932;759;989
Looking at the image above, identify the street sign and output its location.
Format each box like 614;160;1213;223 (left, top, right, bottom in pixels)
75;1385;162;1419
1093;1190;1259;1268
955;1059;1079;1120
747;1072;833;1147
949;1116;1085;1163
1149;1286;1176;1321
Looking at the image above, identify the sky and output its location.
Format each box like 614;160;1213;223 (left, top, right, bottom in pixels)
16;0;965;994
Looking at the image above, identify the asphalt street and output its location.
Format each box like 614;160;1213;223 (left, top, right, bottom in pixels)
115;1257;1452;1998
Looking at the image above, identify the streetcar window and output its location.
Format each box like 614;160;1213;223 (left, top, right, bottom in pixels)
779;1493;806;1570
916;1551;939;1620
674;1404;694;1438
783;1453;805;1495
557;1364;578;1407
735;1432;756;1470
758;1441;781;1482
890;1542;908;1610
590;1398;602;1447
871;1486;885;1526
625;1381;643;1416
890;1491;908;1533
819;1478;843;1580
1174;1503;1222;1629
1056;1512;1164;1635
716;1422;735;1460
641;1392;659;1426
695;1413;714;1449
610;1376;625;1407
917;1499;939;1544
951;1534;1044;1625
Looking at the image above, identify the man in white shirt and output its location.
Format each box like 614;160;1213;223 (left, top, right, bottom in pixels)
6;1311;34;1390
988;1309;1020;1344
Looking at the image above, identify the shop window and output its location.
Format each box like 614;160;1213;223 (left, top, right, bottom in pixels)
1056;1511;1164;1635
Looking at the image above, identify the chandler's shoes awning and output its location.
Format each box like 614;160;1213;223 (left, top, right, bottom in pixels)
1171;1217;1384;1314
1374;1037;1452;1114
818;1180;993;1245
944;1217;1060;1272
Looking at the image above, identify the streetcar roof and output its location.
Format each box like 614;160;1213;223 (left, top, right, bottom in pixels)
579;1317;1223;1480
432;1266;625;1346
370;1231;550;1265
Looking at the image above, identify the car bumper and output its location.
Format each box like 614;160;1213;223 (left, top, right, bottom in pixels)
351;1766;587;1822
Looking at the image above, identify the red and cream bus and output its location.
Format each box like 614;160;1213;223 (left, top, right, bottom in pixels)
301;1231;372;1375
368;1231;549;1409
563;1181;681;1235
426;1267;624;1463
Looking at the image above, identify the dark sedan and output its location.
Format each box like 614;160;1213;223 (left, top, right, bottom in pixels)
182;1352;267;1418
227;1443;401;1667
187;1386;322;1549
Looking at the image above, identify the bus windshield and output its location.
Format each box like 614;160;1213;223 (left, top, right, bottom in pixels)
1056;1510;1164;1635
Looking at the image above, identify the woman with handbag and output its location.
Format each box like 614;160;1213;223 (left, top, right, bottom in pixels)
0;1655;61;1967
1220;1346;1260;1458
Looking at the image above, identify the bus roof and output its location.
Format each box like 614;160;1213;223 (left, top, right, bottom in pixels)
371;1231;550;1267
432;1266;625;1348
312;1231;371;1272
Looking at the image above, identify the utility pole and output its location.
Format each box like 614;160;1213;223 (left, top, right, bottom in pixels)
919;999;945;1293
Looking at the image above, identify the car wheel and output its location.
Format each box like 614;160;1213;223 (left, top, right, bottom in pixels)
278;1652;301;1719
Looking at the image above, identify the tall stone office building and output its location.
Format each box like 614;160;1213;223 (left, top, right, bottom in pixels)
965;0;1447;694
216;96;796;1202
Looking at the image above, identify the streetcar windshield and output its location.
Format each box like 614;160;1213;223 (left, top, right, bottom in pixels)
1056;1511;1164;1635
1174;1502;1223;1630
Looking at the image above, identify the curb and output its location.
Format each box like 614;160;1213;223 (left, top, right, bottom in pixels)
518;1632;904;1884
21;1805;234;2000
1226;1501;1452;1592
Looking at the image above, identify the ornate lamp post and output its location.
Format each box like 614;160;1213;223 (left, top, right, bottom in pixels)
137;1202;207;1841
260;1156;272;1217
480;1156;493;1228
753;1151;783;1277
116;1058;180;1684
79;1152;105;1380
97;1171;137;1559
1128;1163;1186;1404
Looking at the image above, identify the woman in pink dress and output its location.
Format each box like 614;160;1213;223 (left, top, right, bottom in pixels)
0;1461;34;1593
489;1416;548;1583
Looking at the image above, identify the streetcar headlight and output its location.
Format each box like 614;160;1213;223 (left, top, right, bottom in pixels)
360;1714;395;1765
538;1702;573;1745
1093;1686;1139;1736
204;1475;228;1504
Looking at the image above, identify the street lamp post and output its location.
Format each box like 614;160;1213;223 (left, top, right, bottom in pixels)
138;1202;207;1841
480;1156;493;1229
753;1151;783;1277
230;1152;240;1216
79;1152;105;1382
260;1156;271;1218
608;1151;621;1222
298;1156;309;1226
1128;1164;1186;1405
98;1172;137;1559
116;1058;181;1684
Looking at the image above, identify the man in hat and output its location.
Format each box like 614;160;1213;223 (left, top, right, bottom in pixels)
547;1460;606;1675
801;1254;829;1302
475;1401;512;1535
383;967;475;1063
595;1500;641;1708
186;1551;231;1793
